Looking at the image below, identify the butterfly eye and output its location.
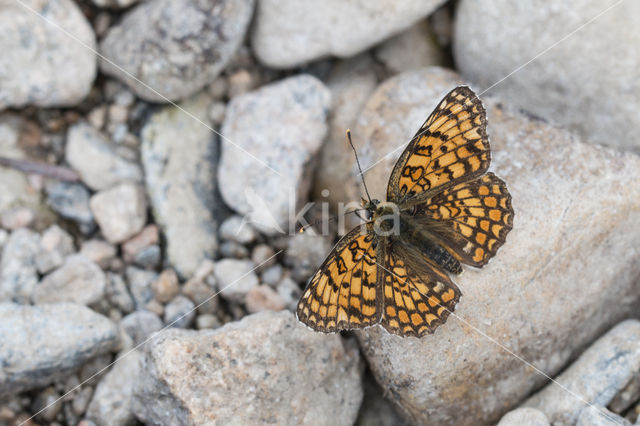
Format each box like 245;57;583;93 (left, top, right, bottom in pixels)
407;206;417;215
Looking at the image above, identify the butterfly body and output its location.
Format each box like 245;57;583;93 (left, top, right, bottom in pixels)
297;86;514;337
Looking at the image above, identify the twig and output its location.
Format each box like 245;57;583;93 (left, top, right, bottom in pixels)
0;156;79;182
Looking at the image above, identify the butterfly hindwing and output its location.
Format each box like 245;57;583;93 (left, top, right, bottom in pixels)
296;224;381;332
387;86;490;204
379;240;461;337
416;173;514;267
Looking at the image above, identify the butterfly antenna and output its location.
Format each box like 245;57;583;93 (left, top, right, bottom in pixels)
346;129;373;203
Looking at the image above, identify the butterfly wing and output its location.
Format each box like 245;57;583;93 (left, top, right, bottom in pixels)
378;239;461;337
387;86;490;205
416;173;514;267
297;224;381;332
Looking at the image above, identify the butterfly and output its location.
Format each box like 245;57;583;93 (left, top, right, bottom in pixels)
296;86;514;337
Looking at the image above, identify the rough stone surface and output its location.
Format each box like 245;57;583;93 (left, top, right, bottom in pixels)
36;225;75;274
313;54;379;211
214;259;258;303
66;123;143;191
131;311;362;425
0;0;96;109
0;228;40;303
497;408;549;426
90;183;147;244
120;310;163;346
354;67;640;425
33;255;106;306
251;0;447;68
454;0;640;152
99;0;255;102
219;75;331;235
86;350;142;426
576;406;632;426
374;20;444;74
525;320;640;425
45;181;95;233
0;303;117;396
142;93;223;278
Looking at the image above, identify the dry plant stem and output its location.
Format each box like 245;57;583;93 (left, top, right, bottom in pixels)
0;156;79;182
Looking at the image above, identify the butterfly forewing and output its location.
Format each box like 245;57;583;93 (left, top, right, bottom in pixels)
387;86;490;204
296;224;381;332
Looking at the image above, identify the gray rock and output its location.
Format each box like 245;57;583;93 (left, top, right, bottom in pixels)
0;228;40;303
131;311;362;425
219;215;257;244
525;320;640;424
141;93;222;278
65;123;142;191
0;115;42;222
36;225;75;274
0;0;96;109
610;373;640;414
497;408;549;426
120;310;163;346
33;255;106;306
284;233;331;283
90;183;147;244
99;0;255;102
454;0;640;152
0;303;117;396
219;75;331;235
105;273;135;314
251;0;447;68
312;53;379;214
125;266;157;309
163;295;196;328
275;277;301;311
31;387;63;423
353;67;640;424
214;259;258;303
577;406;632;426
374;20;444;74
86;350;142;426
195;313;221;330
45;181;95;233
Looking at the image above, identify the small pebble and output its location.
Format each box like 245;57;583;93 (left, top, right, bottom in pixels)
277;277;302;311
195;314;221;330
31;387;62;423
214;259;259;303
145;299;164;317
208;77;228;99
152;269;180;304
120;310;163;346
36;225;75;274
0;207;35;230
261;264;283;287
164;295;196;328
251;244;276;272
80;240;117;269
122;225;159;264
245;285;286;313
207;101;226;125
227;69;255;98
219;241;249;259
219;215;257;244
90;183;147;244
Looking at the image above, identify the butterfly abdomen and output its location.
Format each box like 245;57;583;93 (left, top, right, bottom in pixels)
400;216;463;275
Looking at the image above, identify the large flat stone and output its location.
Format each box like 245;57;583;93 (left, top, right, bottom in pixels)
353;67;640;425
